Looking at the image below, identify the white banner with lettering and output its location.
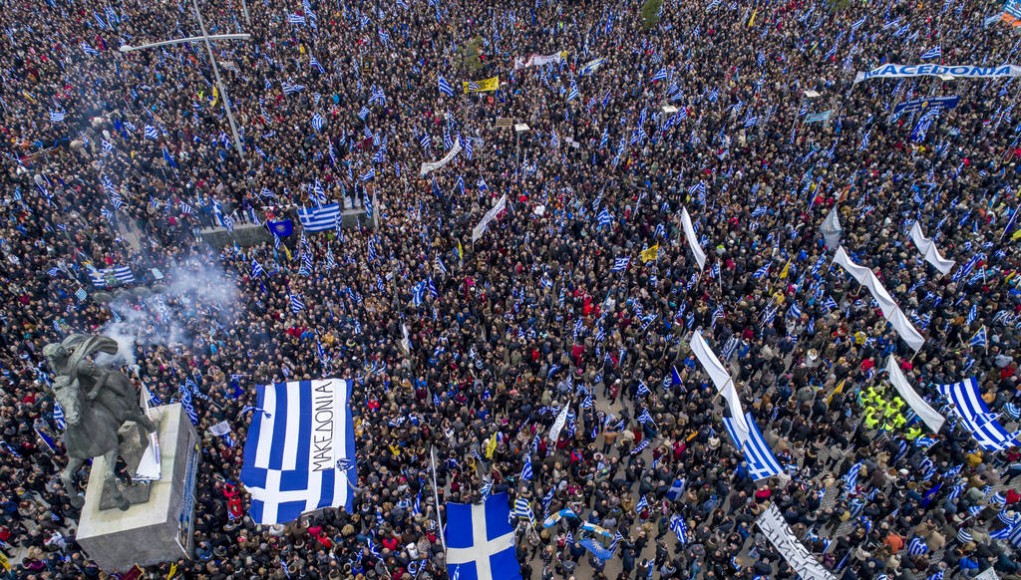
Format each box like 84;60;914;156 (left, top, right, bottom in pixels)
854;64;1021;83
757;504;836;580
419;140;462;177
471;194;508;242
513;51;567;70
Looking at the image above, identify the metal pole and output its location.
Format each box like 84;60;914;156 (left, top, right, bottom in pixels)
241;0;250;25
430;447;446;550
192;0;245;159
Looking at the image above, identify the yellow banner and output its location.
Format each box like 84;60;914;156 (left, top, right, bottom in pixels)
485;432;498;458
639;244;659;263
778;258;792;279
0;551;9;571
463;76;500;94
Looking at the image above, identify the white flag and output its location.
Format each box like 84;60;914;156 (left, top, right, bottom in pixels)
820;207;842;248
680;207;707;270
549;404;570;442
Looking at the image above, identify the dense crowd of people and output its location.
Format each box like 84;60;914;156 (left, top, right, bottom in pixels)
2;0;1021;578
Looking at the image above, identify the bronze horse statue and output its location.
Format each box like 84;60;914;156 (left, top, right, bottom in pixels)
44;335;157;511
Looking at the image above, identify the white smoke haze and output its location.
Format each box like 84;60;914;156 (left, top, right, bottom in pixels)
95;256;240;369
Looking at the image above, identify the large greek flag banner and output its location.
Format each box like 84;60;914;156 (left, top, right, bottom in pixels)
241;379;356;525
446;493;523;580
937;377;1021;452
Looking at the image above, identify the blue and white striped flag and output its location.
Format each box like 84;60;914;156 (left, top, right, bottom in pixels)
296;203;340;232
311;112;325;132
240;379;356;524
289;292;306;313
920;46;942;60
611;256;630;271
722;412;784;481
970;326;987;348
843;461;862;493
670;515;688;544
752;263;771;279
520;453;533;481
438;75;455;97
144;125;159;139
53;401;66;430
937;377;1019;451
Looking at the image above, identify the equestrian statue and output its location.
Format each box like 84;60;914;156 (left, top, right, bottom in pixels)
43;334;158;511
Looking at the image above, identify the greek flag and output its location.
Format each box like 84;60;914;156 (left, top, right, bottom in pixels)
53;401;66;430
520;453;533;481
361;168;376;182
311;112;325;132
511;497;534;523
49;110;66;123
722;412;783;481
670;515;688;543
597;207;613;227
282;81;306;94
612;256;630;271
843;461;862;493
567;80;579;102
144;125;159;139
240;379;356;525
920;46;942;60
636;382;651;397
287;13;306;24
289;292;305;313
970;325;987;347
752;263;770;279
297;203;341;232
651;68;668;82
445;493;523;580
88;266;135;287
438;75;455;97
937;377;1020;451
252;259;264;278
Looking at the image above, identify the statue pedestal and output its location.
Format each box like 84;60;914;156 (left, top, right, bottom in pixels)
76;404;201;573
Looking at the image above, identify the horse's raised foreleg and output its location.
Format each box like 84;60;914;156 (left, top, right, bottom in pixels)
103;448;130;511
61;457;85;509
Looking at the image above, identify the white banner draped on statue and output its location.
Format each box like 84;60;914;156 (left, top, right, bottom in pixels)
419;140;462;176
909;221;956;275
471;194;508;243
680;207;706;270
886;356;946;433
756;504;836;580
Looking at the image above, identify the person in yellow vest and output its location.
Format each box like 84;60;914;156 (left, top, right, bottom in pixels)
864;407;883;430
904;425;923;441
891;413;907;430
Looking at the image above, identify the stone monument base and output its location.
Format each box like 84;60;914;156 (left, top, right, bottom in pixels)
76;404;201;573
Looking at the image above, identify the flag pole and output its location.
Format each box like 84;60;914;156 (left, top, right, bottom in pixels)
430;447;447;550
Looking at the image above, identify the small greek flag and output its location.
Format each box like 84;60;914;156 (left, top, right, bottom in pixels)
311;112;325;132
920;46;941;60
612;256;630;271
289;292;305;313
438;75;455;97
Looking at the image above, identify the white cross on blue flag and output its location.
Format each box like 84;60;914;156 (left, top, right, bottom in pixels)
445;493;523;580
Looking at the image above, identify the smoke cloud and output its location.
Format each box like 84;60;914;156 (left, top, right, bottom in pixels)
95;255;240;369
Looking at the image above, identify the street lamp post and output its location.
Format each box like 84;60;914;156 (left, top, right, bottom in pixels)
119;0;249;159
